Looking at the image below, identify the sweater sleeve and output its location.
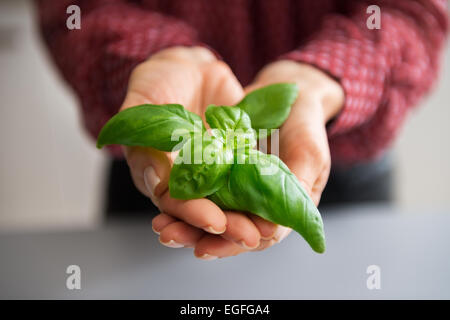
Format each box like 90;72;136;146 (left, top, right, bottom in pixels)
35;0;203;156
281;0;448;164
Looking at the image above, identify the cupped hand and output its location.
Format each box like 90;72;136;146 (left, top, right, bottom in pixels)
239;60;345;244
246;60;345;204
169;59;344;258
121;47;283;259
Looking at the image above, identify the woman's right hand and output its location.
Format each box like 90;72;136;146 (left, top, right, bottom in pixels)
121;46;283;259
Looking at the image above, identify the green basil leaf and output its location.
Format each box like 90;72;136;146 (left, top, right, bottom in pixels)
169;135;233;200
213;150;325;253
236;83;298;138
205;105;253;131
208;176;241;211
205;105;257;150
96;104;204;151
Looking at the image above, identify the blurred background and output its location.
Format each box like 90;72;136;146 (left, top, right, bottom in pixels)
1;0;449;232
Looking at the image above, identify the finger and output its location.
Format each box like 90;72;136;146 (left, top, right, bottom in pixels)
281;135;329;206
250;229;290;252
246;79;328;205
274;227;292;243
151;212;178;235
194;234;246;260
279;104;330;203
159;221;205;248
221;211;260;249
311;166;331;205
251;230;290;252
158;193;227;235
250;228;292;252
125;146;173;207
252;239;276;251
248;214;291;244
248;214;278;240
119;53;207;205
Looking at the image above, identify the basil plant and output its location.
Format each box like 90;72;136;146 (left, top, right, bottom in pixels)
97;83;326;253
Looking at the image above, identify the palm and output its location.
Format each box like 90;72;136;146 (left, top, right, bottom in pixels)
123;57;243;117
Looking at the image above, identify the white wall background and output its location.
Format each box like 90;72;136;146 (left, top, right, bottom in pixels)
0;0;449;231
0;0;106;231
394;41;450;210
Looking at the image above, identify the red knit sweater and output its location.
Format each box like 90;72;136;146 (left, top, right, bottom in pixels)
36;0;448;164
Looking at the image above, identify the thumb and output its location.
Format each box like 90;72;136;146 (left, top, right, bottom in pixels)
118;70;183;208
119;92;173;208
279;124;330;206
277;98;331;206
124;146;174;208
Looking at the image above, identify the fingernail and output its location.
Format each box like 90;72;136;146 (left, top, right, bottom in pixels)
159;238;184;248
151;225;160;235
273;227;291;243
144;166;161;206
204;225;226;235
261;228;278;240
238;240;259;250
198;254;218;261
